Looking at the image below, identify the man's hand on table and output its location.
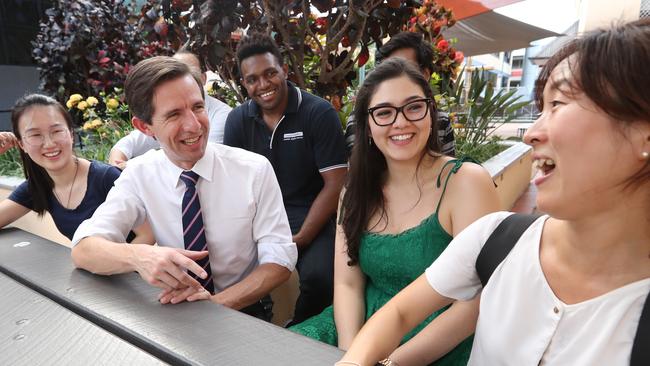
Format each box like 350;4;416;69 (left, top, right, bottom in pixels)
130;245;209;291
158;285;212;304
157;285;242;309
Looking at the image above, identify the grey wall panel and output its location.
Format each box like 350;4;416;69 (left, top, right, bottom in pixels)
0;65;40;131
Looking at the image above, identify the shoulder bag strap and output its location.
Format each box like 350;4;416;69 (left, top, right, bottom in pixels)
631;290;650;365
475;213;541;287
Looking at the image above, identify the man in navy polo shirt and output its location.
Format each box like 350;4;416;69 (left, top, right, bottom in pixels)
224;33;347;324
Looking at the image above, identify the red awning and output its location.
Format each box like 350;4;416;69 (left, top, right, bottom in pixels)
442;10;560;56
436;0;524;20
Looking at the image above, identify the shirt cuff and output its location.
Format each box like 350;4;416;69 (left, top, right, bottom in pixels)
71;221;128;247
425;265;479;302
257;241;298;272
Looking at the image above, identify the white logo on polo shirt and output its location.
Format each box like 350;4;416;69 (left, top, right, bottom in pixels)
283;131;304;141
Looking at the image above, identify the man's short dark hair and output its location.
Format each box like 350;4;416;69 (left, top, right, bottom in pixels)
236;33;284;70
375;32;434;75
125;56;203;124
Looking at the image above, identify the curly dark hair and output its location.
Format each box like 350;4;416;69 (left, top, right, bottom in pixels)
236;32;284;69
341;58;440;265
375;32;434;74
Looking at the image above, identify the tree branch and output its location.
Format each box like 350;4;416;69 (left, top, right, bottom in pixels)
264;0;306;88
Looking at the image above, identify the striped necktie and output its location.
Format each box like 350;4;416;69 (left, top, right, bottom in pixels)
180;170;214;294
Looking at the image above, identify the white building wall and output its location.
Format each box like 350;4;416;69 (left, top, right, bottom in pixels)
579;0;641;32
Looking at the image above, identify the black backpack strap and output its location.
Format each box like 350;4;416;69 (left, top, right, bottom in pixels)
475;213;541;287
631;290;650;366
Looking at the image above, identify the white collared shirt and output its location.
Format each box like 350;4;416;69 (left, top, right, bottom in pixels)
425;212;649;366
113;94;231;158
72;144;297;291
204;94;231;144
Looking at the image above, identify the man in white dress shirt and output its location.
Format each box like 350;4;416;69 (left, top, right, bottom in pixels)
71;56;297;320
107;50;232;169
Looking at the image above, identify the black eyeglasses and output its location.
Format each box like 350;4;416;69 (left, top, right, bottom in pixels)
367;98;432;126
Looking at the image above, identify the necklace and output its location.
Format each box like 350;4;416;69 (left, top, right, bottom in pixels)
54;156;79;208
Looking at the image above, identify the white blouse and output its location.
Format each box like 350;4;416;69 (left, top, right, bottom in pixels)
425;212;649;365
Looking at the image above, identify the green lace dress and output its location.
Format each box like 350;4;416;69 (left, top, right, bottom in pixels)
289;160;473;366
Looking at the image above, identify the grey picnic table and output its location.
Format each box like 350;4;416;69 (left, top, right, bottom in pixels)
0;228;343;365
0;271;166;365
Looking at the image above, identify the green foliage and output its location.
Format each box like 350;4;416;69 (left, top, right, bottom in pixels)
65;90;134;162
444;69;529;161
175;0;462;104
207;80;240;108
33;0;465;115
0;148;24;178
458;136;508;163
0;89;133;178
337;90;356;128
32;0;175;104
12;1;474;176
76;127;130;163
77;119;133;163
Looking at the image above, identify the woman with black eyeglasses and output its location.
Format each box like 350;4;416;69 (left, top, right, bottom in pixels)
290;58;499;366
0;94;151;243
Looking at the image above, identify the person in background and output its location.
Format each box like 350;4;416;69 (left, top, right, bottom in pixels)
0;131;17;154
291;58;500;366
71;57;296;321
344;32;456;158
0;94;152;243
340;19;650;366
108;49;231;169
224;33;348;324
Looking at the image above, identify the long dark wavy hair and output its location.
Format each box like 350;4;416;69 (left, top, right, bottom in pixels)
341;58;440;265
11;94;74;215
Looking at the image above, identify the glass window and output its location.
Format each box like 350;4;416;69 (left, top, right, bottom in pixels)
0;0;53;65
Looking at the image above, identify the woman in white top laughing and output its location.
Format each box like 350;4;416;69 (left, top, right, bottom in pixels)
338;19;650;366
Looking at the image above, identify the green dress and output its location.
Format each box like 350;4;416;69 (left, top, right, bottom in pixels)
290;160;473;366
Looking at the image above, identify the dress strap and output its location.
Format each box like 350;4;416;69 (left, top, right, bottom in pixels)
435;157;478;215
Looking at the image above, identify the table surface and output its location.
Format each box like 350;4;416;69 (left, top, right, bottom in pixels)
0;272;166;365
0;228;343;365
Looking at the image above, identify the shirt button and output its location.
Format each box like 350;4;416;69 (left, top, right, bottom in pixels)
553;306;559;314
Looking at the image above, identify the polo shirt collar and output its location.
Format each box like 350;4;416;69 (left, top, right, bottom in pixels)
247;81;301;118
